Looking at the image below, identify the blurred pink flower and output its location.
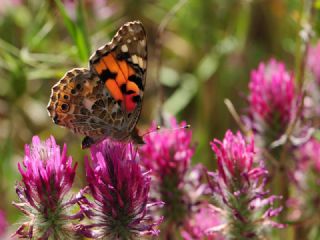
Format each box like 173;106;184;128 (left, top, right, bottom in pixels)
77;140;163;239
296;137;320;172
0;0;22;14
307;42;320;83
13;136;82;239
62;0;113;20
0;210;8;237
140;118;194;181
63;0;77;20
208;131;285;238
304;42;320;118
292;138;320;218
139;118;207;236
181;203;225;240
247;59;297;145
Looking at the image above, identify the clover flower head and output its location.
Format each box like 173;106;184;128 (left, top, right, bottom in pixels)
13;136;81;239
140;117;208;237
208;131;285;238
140;118;194;182
77;140;163;239
248;59;296;144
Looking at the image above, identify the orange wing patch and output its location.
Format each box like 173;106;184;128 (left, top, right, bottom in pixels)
105;79;123;102
92;52;142;112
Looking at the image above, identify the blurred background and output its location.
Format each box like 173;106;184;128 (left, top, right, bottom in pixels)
0;0;318;231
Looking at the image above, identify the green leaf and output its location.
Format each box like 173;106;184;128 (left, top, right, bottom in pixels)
54;0;77;38
54;0;90;62
3;52;27;98
314;129;320;141
75;0;91;59
163;74;198;114
196;53;218;82
160;66;180;87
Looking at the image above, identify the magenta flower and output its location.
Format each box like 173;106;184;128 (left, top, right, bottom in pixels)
77;140;163;239
0;210;8;237
208;131;285;239
247;59;296;145
140;118;194;181
139;118;207;237
13;136;82;239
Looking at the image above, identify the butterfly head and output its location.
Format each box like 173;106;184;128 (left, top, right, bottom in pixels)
130;127;145;145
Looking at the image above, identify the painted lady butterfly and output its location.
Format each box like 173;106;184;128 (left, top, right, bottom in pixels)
47;21;147;149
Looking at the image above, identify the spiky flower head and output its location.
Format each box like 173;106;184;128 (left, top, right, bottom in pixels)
13;136;82;239
140;118;194;182
77;140;163;239
139;118;208;238
208;130;285;240
248;59;296;146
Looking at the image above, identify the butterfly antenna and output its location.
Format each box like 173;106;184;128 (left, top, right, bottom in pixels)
142;125;161;137
142;124;191;137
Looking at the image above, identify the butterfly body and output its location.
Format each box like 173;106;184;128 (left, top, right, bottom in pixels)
47;21;147;148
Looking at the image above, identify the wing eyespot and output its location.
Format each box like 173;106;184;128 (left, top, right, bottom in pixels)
76;83;82;90
60;103;70;112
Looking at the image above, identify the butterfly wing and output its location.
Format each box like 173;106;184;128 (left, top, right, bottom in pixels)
89;21;147;133
47;21;147;148
47;68;124;139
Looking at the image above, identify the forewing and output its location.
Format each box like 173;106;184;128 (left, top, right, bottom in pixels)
89;21;147;132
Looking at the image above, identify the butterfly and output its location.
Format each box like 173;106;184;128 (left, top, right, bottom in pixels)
47;21;147;149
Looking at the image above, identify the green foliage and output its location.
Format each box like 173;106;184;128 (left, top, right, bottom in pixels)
55;0;91;63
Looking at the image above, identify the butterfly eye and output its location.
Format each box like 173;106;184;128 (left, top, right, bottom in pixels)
60;103;70;113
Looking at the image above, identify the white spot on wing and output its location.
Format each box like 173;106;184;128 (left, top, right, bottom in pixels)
121;44;128;52
138;57;144;69
132;55;138;64
140;39;146;47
